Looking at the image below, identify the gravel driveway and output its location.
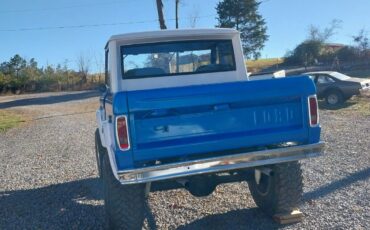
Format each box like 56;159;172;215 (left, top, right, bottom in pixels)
0;91;369;229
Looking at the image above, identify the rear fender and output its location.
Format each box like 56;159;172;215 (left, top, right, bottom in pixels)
324;87;343;98
96;108;120;180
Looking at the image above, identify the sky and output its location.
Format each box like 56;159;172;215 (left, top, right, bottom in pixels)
0;0;369;71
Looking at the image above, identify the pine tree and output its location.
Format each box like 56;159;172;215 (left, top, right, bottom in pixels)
216;0;268;59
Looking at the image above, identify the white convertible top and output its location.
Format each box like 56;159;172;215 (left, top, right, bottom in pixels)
108;28;239;44
106;28;247;92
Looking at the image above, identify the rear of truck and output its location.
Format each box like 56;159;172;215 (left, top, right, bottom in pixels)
95;29;324;229
112;77;322;179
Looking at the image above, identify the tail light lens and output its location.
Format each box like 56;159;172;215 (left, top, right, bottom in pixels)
116;115;130;150
308;95;319;126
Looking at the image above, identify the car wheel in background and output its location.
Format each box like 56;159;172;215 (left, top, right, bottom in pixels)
325;90;343;106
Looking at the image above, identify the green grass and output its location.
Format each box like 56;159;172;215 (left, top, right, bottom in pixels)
319;97;370;116
346;97;370;116
0;110;24;132
246;58;285;72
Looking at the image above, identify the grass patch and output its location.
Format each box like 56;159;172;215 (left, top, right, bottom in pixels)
0;110;24;132
319;96;370;116
246;58;284;72
346;97;370;116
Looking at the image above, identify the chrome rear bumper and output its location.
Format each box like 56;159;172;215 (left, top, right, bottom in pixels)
117;142;325;185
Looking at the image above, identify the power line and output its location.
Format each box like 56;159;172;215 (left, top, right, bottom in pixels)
0;20;158;32
0;1;127;14
0;14;217;32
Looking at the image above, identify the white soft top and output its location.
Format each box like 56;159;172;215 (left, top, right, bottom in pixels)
108;28;239;44
106;28;247;92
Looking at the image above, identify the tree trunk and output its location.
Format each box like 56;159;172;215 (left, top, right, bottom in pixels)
156;0;167;29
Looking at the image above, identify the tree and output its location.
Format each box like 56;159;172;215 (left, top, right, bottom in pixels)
308;19;342;42
93;53;104;83
9;54;27;77
23;58;40;81
286;20;343;66
353;29;369;58
0;55;100;94
0;71;10;93
0;54;27;76
288;40;322;66
156;0;167;29
76;53;90;84
216;0;268;59
336;46;357;62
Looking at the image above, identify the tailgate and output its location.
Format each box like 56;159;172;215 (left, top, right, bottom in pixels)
127;76;314;161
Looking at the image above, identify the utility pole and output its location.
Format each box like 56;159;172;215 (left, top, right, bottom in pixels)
175;0;180;72
175;0;179;29
156;0;167;30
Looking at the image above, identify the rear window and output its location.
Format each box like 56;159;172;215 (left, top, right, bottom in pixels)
121;40;236;79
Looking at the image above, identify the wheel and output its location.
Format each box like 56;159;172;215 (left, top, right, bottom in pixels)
325;90;343;106
247;161;303;216
102;154;146;230
95;128;106;179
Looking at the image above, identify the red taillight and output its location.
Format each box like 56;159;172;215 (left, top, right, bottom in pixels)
116;115;130;150
308;95;319;126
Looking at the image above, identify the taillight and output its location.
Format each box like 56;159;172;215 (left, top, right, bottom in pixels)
308;95;319;126
116;115;130;150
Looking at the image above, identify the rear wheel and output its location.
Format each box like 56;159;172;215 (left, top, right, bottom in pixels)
247;162;303;216
102;154;146;230
325;90;343;106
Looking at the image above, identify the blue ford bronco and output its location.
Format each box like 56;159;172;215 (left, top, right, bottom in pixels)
95;28;324;229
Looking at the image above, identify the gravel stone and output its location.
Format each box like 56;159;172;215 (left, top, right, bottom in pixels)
0;91;369;229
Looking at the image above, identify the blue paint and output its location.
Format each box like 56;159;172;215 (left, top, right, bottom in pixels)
110;76;321;170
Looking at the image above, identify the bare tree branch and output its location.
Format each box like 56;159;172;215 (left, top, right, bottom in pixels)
93;52;103;83
353;29;369;58
188;4;199;28
76;53;90;84
308;19;342;42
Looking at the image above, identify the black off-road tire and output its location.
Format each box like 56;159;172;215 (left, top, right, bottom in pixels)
247;161;303;216
95;128;106;179
102;154;146;230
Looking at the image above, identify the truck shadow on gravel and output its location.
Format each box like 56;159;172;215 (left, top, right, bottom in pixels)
175;208;281;230
1;168;369;229
303;167;370;201
0;177;105;229
1;176;278;230
0;90;99;109
176;167;370;230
